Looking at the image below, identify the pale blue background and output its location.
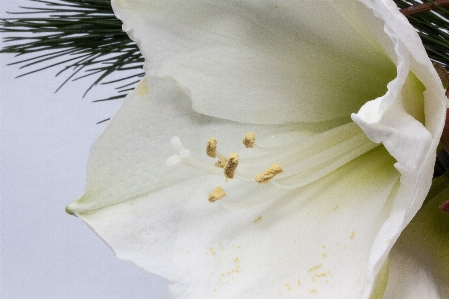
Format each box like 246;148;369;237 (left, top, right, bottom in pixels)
1;0;169;298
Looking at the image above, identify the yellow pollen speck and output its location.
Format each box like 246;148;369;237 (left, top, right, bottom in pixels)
322;253;327;258
208;186;226;202
333;205;339;211
128;201;134;206
284;283;292;291
255;164;283;183
311;288;317;293
253;216;262;223
206;137;218;158
322;245;326;249
234;257;239;263
242;132;256;148
215;157;227;168
297;279;301;286
136;79;150;98
350;231;355;239
308;264;322;272
315;273;327;277
209;247;216;255
224;153;239;179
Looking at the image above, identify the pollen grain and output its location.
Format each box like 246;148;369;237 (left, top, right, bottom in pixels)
208;186;226;202
215;157;228;168
255;164;283;183
224;153;239;179
242;132;256;148
206;137;218;158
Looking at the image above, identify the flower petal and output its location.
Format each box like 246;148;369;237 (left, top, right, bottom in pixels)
112;0;396;124
66;76;338;277
350;0;445;185
68;77;413;298
383;174;449;299
167;147;400;298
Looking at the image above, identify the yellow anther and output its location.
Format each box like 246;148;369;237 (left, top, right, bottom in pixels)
242;132;256;148
255;164;283;183
208;186;226;202
215;157;228;168
224;153;239;179
206;137;218;158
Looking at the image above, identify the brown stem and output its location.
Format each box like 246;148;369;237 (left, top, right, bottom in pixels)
400;0;449;16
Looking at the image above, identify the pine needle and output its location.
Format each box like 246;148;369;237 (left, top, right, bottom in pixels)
0;0;144;101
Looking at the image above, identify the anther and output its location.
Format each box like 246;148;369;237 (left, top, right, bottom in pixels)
224;153;239;179
208;186;226;202
206;137;218;158
255;164;283;183
243;132;256;148
215;157;228;168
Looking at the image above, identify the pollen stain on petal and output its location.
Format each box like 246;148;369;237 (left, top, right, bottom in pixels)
136;79;150;98
208;186;226;202
224;153;239;179
253;216;263;223
255;164;283;183
350;231;355;239
206;137;218;158
242;132;256;148
308;264;322;272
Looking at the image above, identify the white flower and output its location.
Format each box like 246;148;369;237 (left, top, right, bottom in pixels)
384;173;449;299
67;0;447;298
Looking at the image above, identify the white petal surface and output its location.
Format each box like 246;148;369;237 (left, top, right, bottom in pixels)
67;76;344;277
68;77;427;298
112;0;396;124
169;147;400;298
383;175;449;299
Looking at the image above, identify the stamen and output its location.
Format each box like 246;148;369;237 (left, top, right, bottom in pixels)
166;136;223;176
171;136;185;151
206;137;218;158
215;157;228;168
243;132;256;148
224;153;239;179
208;186;226;202
255;164;283;183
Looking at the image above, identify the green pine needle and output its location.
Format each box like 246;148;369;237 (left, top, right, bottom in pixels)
394;0;449;69
0;0;144;101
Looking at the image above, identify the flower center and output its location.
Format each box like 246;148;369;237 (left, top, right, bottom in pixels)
166;122;378;201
